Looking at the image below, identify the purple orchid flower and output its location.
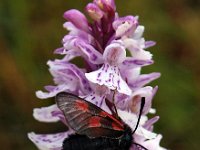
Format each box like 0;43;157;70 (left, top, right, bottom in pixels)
28;0;166;150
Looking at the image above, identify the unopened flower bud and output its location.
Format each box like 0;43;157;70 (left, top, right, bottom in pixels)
63;9;89;33
86;3;104;21
94;0;116;11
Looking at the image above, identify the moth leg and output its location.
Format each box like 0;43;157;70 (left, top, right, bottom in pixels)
105;89;119;118
112;89;119;118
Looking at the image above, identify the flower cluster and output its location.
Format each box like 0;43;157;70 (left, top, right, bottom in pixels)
28;0;166;149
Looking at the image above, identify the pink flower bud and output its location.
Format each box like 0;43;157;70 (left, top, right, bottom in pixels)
86;3;104;21
63;9;89;33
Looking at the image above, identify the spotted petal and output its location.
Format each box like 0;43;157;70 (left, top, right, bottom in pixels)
63;22;91;41
85;63;132;95
33;104;61;123
81;84;111;113
103;40;126;65
128;73;161;89
54;49;81;62
75;40;104;64
62;36;104;64
121;57;154;69
51;110;68;125
28;132;72;150
36;84;71;99
48;60;92;94
33;104;67;125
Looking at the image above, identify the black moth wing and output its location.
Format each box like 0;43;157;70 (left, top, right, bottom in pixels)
55;92;125;138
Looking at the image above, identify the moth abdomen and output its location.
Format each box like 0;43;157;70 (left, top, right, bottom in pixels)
63;134;128;150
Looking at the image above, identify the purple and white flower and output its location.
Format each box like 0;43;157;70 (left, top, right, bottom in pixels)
28;0;166;150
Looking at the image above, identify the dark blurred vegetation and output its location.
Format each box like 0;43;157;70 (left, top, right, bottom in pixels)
0;0;199;149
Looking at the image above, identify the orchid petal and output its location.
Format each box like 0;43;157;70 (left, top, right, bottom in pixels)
103;40;126;65
133;25;145;39
63;22;91;41
63;22;77;31
62;36;104;64
132;49;153;60
63;22;80;36
143;135;167;150
129;86;157;115
149;108;156;114
54;47;64;54
136;127;157;140
36;84;71;99
145;41;156;49
28;131;72;150
85;63;132;95
54;49;81;62
115;93;129;110
117;109;147;130
123;38;153;60
47;60;92;94
123;38;145;52
120;68;141;84
113;16;138;37
121;57;154;69
144;116;160;131
63;24;93;43
118;110;156;139
129;73;161;89
82;93;111;114
33;104;60;123
51;110;68;125
81;84;111;113
75;40;104;64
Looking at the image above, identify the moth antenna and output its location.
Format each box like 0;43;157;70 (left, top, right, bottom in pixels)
132;97;145;134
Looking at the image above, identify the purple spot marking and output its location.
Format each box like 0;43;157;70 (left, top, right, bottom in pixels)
42;139;52;143
117;80;121;90
105;64;109;72
102;64;105;70
92;54;97;61
97;79;102;82
98;72;101;78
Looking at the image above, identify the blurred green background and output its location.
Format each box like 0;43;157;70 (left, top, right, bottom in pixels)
0;0;200;149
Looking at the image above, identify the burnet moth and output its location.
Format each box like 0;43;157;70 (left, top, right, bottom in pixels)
55;92;147;150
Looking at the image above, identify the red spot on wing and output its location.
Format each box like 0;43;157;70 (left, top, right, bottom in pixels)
99;111;124;131
75;100;89;111
99;111;107;117
89;117;101;127
112;122;123;130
